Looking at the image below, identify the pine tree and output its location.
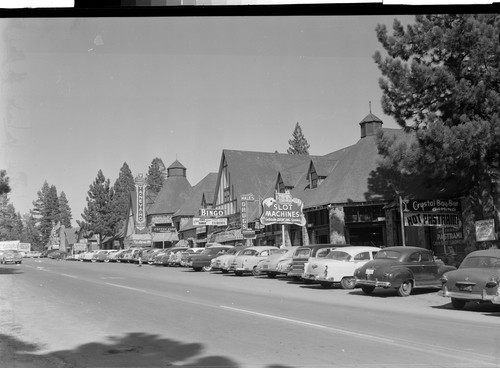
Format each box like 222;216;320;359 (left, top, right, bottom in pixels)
287;122;310;155
0;194;18;240
58;191;73;228
146;157;166;195
0;170;11;195
373;14;500;247
21;213;42;250
82;170;118;245
112;162;135;235
31;181;59;246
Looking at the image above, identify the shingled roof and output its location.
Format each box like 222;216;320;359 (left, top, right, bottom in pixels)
148;160;193;216
173;172;218;218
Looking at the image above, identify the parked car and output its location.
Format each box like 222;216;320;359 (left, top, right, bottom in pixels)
159;247;189;266
189;246;233;271
179;248;205;267
25;251;42;258
439;249;500;309
139;248;162;265
165;248;189;266
211;246;248;273
107;249;126;262
0;250;22;264
287;244;341;281
93;250;112;262
354;246;456;297
231;246;281;276
302;246;380;289
276;257;293;277
255;246;298;278
82;250;98;262
47;250;67;260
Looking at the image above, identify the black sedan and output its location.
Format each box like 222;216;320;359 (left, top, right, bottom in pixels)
439;249;500;309
354;246;456;297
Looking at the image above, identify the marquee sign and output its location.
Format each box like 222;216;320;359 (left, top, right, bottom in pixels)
402;198;462;228
135;174;147;230
199;208;226;217
260;191;306;226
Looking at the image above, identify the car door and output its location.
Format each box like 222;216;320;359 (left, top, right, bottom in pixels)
420;251;439;285
407;251;424;283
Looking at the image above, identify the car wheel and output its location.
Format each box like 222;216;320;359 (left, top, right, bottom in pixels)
193;267;202;272
361;285;375;295
202;265;212;272
267;272;277;279
451;298;466;310
320;282;334;289
104;259;110;263
252;267;261;276
397;280;413;297
221;269;229;274
340;277;356;290
235;271;243;276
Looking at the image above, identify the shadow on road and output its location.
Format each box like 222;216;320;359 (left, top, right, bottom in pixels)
1;332;297;368
0;266;23;275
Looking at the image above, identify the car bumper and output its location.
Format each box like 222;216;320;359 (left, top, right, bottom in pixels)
439;287;500;303
355;279;392;288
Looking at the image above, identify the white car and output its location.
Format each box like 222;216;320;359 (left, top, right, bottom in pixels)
211;246;249;273
231;246;280;276
302;246;380;289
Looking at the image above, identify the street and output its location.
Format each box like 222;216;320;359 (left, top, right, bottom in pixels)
1;258;500;368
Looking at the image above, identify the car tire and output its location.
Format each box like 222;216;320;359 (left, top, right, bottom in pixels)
202;265;212;272
267;272;277;279
235;271;243;276
340;277;356;290
451;298;466;310
221;269;229;274
252;267;261;276
361;285;375;295
193;267;202;272
320;282;334;289
397;280;413;297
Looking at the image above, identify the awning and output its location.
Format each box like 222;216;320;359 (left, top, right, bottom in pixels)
124;233;152;247
152;232;179;242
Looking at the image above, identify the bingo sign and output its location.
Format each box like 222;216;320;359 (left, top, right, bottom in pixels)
135;174;147;230
260;191;306;226
402;198;462;228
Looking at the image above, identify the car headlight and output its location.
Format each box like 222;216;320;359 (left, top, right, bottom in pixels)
486;276;500;288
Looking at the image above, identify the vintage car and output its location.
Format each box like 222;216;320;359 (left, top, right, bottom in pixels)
439;249;500;309
231;246;280;276
189;246;234;271
287;244;341;281
159;247;189;266
107;249;126;262
211;246;248;273
256;246;298;278
276;258;293;276
302;246;380;289
179;248;205;267
354;246;456;296
0;250;22;264
93;250;112;262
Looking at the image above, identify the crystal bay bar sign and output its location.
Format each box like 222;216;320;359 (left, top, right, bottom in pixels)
260;191;306;226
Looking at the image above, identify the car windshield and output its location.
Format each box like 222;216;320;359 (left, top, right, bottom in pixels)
241;249;258;256
326;251;351;261
374;250;401;260
226;248;241;255
460;256;500;269
295;248;311;257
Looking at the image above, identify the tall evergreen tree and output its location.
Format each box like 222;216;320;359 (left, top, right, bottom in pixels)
31;181;59;246
82;170;118;245
21;213;42;250
112;162;135;235
146;157;166;195
0;170;11;195
373;14;500;248
57;191;73;228
287;122;310;155
0;194;19;240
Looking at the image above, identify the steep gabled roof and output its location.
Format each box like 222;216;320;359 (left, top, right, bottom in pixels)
292;128;408;207
148;175;193;215
173;172;218;218
219;150;318;203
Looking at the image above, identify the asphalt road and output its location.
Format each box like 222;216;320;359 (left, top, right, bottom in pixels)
1;258;500;368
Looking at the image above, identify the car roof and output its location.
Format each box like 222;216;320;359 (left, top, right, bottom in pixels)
466;249;500;258
380;246;432;253
330;246;380;254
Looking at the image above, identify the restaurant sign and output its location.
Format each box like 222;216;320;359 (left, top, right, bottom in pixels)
260;191;306;226
475;219;496;241
402;198;462;228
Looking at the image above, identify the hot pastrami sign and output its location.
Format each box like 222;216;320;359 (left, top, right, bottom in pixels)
401;198;462;228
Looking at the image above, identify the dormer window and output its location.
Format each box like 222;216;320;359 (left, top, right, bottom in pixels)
309;167;318;189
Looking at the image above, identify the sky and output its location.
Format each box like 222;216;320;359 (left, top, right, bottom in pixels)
1;11;415;226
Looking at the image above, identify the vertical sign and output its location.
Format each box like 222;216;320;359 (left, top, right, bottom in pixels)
135;173;147;230
241;193;256;238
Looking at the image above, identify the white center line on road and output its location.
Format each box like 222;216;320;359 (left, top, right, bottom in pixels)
220;305;500;367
